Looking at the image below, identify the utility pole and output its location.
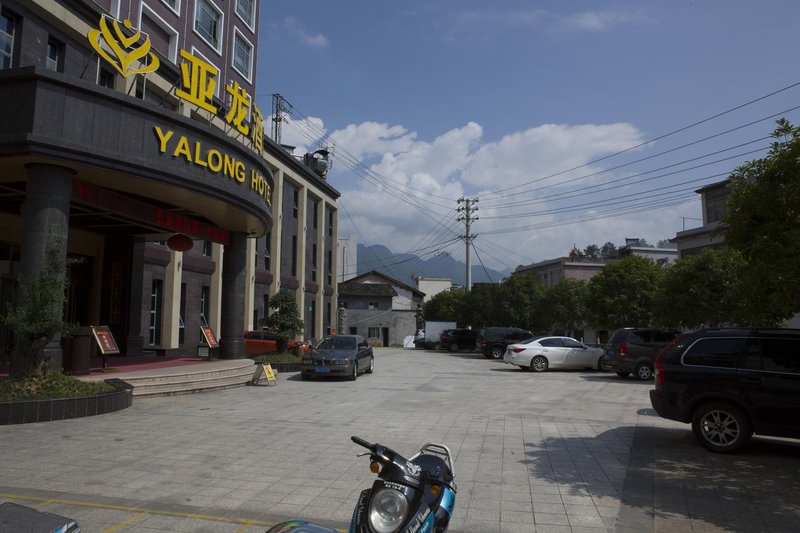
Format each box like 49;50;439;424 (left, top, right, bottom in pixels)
456;197;478;291
271;93;285;145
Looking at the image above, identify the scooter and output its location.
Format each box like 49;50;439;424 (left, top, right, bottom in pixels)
266;436;457;533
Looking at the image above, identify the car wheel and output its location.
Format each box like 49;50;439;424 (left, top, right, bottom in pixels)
616;371;630;378
449;342;459;352
691;402;752;453
596;356;604;370
490;346;504;359
530;356;548;372
348;363;358;381
635;362;654;381
366;356;374;374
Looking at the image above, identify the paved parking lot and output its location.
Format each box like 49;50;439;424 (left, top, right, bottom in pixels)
2;347;800;532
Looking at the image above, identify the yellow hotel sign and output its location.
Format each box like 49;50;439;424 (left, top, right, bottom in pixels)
87;15;268;165
88;16;159;77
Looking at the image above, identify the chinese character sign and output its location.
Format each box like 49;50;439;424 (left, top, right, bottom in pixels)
176;49;219;114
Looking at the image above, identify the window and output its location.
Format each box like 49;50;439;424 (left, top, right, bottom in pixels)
235;0;255;26
704;185;729;223
46;38;63;72
98;65;115;88
312;244;317;282
539;338;562;347
368;301;378;310
326;250;332;286
328;211;333;236
0;10;16;69
232;29;252;81
161;0;179;12
291;235;297;277
194;0;223;51
561;338;584;348
758;338;800;374
682;338;743;368
263;293;269;321
368;327;380;339
312;200;318;229
293;189;299;218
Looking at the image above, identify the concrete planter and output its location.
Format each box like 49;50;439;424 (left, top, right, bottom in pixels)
0;378;133;425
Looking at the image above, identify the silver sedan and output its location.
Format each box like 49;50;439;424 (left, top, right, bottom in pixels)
503;336;605;372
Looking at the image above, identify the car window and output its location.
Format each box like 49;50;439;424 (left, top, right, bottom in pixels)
607;329;627;344
682;338;744;368
756;338;800;374
652;331;678;343
561;338;584;348
627;332;647;345
539;338;562;347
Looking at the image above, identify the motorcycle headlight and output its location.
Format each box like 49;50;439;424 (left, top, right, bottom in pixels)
368;488;408;533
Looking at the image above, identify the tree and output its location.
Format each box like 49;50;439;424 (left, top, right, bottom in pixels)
583;244;600;260
262;289;304;352
4;239;67;378
586;255;664;330
423;289;465;322
460;283;502;328
656;247;749;329
724;119;800;322
600;242;618;260
497;274;547;332
542;278;588;336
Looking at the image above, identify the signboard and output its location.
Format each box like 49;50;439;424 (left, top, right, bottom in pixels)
201;326;219;348
91;326;120;355
251;364;277;386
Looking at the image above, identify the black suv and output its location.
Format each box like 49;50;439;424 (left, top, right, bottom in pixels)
602;327;680;380
439;329;478;352
650;328;800;453
476;327;533;359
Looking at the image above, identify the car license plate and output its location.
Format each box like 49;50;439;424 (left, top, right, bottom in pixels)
316;366;330;373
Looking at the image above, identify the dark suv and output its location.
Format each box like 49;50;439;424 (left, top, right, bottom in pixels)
650;328;800;453
439;329;478;352
477;327;533;359
602;328;680;380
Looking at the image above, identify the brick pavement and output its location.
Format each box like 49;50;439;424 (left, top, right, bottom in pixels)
1;347;800;532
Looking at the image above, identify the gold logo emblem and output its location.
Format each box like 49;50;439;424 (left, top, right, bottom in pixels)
88;16;160;78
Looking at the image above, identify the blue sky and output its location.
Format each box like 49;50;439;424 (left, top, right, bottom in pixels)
255;1;800;274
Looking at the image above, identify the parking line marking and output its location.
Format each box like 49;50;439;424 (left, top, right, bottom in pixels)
104;512;148;533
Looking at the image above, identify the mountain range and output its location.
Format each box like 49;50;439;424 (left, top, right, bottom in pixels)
355;243;512;287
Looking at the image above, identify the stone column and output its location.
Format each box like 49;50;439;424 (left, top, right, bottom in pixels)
16;163;73;374
219;231;247;358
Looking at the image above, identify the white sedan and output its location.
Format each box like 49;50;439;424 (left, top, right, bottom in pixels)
503;336;605;372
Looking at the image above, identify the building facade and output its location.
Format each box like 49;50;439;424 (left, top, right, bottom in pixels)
338;271;424;347
672;180;730;257
0;0;339;369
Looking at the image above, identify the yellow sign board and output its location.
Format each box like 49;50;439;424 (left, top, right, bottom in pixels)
87;16;159;78
251;364;277;386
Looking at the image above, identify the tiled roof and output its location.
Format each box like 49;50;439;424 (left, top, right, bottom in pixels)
338;281;397;297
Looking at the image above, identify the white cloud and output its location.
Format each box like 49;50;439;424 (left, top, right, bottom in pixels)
294;118;697;271
559;10;649;32
447;8;649;40
283;17;330;48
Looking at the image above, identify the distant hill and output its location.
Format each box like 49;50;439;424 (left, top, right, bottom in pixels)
355;243;510;286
